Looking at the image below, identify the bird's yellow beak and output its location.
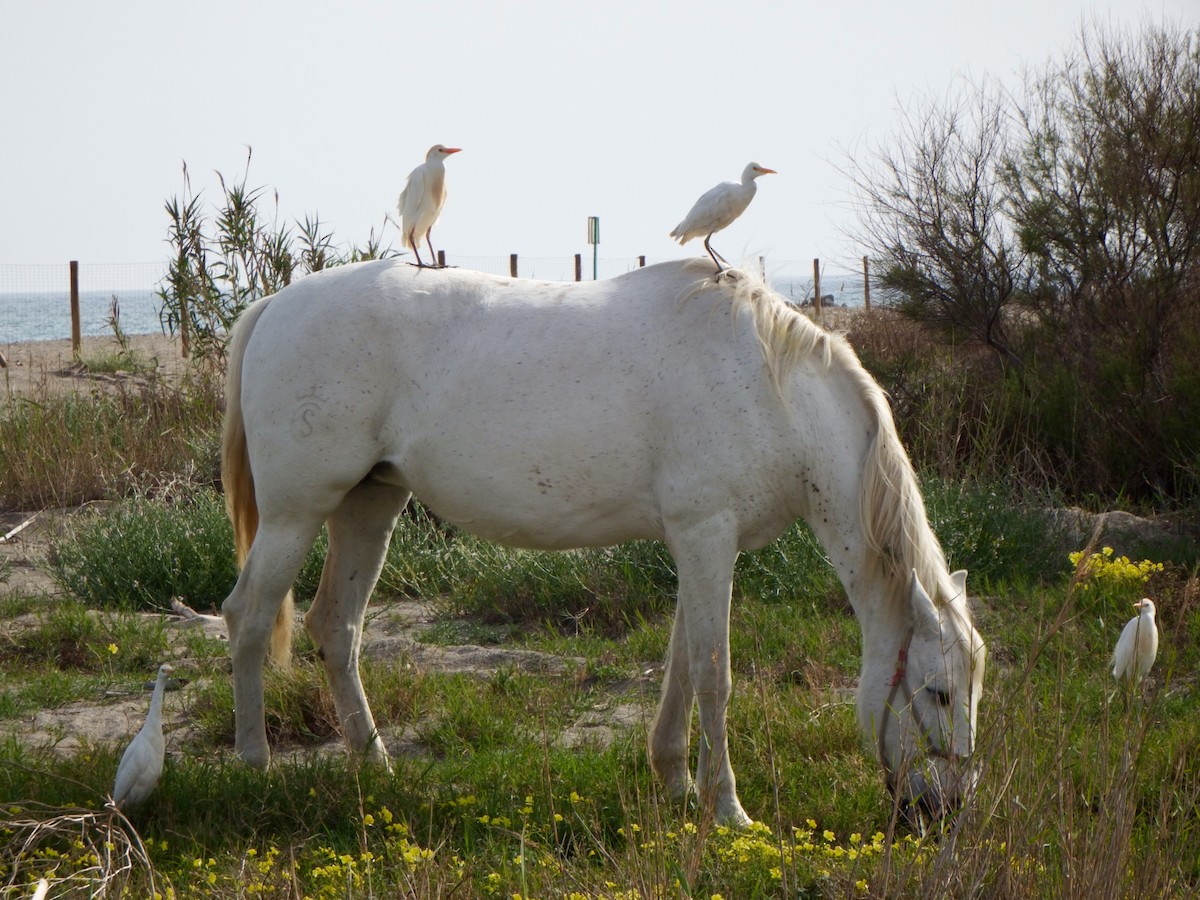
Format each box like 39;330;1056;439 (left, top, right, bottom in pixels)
758;166;777;175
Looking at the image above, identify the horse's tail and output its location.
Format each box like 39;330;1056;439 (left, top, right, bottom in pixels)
222;297;294;668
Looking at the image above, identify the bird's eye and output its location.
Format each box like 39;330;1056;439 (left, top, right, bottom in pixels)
926;686;952;706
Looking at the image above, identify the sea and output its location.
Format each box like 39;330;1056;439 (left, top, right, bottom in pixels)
0;271;871;345
0;289;166;344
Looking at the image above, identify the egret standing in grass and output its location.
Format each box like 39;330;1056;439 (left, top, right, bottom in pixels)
669;161;776;273
1112;598;1158;688
398;144;461;268
111;663;174;808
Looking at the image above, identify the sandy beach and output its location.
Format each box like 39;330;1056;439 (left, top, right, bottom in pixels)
1;332;190;395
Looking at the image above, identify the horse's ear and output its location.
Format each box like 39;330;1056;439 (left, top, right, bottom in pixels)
949;569;968;602
909;569;939;631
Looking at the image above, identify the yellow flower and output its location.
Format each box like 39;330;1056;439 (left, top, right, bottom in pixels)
107;643;119;654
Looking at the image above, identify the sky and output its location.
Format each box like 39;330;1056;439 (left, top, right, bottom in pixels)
1;0;1193;279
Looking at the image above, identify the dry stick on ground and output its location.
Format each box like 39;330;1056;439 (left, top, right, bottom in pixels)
1;514;39;545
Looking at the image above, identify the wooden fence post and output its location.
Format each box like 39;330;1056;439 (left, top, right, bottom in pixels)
813;258;822;315
862;255;871;310
438;250;446;268
574;254;582;281
510;254;518;278
69;260;81;356
638;256;646;268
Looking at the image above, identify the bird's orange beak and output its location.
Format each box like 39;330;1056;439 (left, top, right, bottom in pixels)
758;166;777;174
444;147;463;154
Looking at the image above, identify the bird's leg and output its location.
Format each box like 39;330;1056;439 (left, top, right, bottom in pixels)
703;235;729;275
424;229;443;268
406;233;429;268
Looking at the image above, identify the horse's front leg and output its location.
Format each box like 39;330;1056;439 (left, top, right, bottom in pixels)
649;601;695;802
304;483;409;767
663;511;752;828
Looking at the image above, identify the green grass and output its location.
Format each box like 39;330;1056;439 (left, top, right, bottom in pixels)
77;348;156;376
4;478;1198;896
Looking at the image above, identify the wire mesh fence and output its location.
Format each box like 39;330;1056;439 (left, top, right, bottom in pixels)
2;257;879;346
1;263;165;344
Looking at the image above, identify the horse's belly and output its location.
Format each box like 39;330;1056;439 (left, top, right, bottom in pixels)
390;430;665;550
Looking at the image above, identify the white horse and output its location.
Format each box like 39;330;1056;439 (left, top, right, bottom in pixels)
220;258;986;826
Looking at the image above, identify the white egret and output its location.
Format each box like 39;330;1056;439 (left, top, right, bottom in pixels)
111;663;175;808
398;144;461;267
1112;598;1158;687
669;162;776;273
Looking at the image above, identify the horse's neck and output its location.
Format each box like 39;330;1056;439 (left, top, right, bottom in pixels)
786;372;912;658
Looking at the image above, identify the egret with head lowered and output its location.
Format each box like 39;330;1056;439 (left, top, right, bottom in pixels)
670;161;776;273
111;663;175;808
1112;597;1158;688
398;144;461;268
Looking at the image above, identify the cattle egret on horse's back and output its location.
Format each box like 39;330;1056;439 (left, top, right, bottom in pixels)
670;162;776;273
1112;598;1158;687
398;144;461;267
110;663;174;808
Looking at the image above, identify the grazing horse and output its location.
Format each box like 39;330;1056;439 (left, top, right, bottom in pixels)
220;258;986;826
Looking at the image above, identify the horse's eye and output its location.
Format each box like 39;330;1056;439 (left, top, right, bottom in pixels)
926;686;952;706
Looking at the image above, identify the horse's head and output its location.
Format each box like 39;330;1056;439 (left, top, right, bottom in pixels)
868;569;986;824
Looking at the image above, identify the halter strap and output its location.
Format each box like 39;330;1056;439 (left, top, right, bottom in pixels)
878;627;915;785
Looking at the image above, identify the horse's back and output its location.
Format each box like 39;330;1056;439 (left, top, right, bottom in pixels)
237;260;801;548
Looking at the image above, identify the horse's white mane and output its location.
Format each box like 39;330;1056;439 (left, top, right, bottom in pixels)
694;265;954;608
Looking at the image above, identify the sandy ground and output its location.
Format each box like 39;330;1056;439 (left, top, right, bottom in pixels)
0;509;651;759
1;332;190;396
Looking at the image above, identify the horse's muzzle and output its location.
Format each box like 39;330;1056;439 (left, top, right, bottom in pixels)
890;758;978;825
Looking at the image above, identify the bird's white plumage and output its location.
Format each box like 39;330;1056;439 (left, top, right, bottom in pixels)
669;161;775;270
397;144;461;266
111;663;174;808
1112;598;1158;686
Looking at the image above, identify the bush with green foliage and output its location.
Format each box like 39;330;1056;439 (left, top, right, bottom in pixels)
846;19;1200;505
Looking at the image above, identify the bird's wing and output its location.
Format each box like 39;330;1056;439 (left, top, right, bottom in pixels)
400;165;431;229
112;732;162;805
1112;617;1139;673
670;182;750;243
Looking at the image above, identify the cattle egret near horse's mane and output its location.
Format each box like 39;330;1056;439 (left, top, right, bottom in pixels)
111;663;174;808
398;144;461;268
670;162;776;273
1112;598;1158;687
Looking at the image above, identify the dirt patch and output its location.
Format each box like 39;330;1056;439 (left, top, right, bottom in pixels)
0;509;646;763
1;333;190;397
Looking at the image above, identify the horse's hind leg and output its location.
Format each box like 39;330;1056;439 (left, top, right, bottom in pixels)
224;513;326;768
649;601;696;802
304;480;410;766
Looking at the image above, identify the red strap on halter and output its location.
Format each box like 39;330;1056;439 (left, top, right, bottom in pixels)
889;647;908;687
